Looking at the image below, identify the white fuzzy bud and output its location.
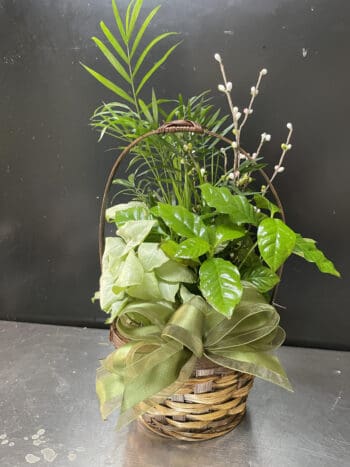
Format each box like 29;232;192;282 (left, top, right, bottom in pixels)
214;53;222;62
226;81;232;91
265;134;271;142
250;86;256;95
243;108;249;114
277;166;285;173
200;167;206;175
286;122;293;130
252;152;257;159
220;147;226;154
235;112;242;120
231;141;238;149
218;84;226;92
260;68;268;75
249;109;253;114
274;165;280;171
261;132;267;140
228;172;235;180
287;144;292;150
233;106;239;113
239;153;246;160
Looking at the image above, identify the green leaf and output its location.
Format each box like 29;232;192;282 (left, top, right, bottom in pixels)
92;37;131;84
130;5;161;58
158;281;179;302
293;235;340;277
155;260;196;283
102;237;129;271
242;266;280;293
133;32;179;76
214;222;245;246
112;0;127;45
199;258;243;318
81;64;134;103
127;0;143;40
137;243;169;271
200;183;259;225
108;203;152;226
105;297;129;323
174;238;210;259
138;98;153;122
257;218;296;271
152;204;209;241
100;21;128;63
136;42;182;95
151;88;158;123
117;220;157;248
254;194;280;217
127;272;162;301
115;249;144;288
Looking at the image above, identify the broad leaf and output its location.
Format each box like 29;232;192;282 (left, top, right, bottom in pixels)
242;266;280;293
158;281;179;302
152;204;209;240
254;194;280;217
105;297;129;324
214;223;245;246
106;202;151;224
115;250;144;288
200;183;259;225
155;260;196;283
137;242;169;271
117;220;157;248
102;237;129;271
293;235;340;277
174;238;210;259
127;272;162;301
257;218;296;271
199;258;243;318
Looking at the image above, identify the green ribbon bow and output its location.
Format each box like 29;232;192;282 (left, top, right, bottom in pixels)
96;283;292;427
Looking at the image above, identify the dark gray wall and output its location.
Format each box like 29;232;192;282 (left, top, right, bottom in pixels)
0;0;349;349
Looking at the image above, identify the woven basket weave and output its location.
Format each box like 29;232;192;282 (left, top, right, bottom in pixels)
109;325;254;441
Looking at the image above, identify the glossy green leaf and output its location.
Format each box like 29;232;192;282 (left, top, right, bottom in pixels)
152;204;209;240
199;258;243;318
200;183;259;225
133;32;179;76
257;218;296;271
100;21;128;63
137;242;169;271
130;5;161;57
293;235;340;277
136;42;181;95
214;223;245;246
174;238;210;259
254;194;280;217
92;37;131;83
155;260;196;283
106;202;150;224
160;240;181;261
242;266;280;293
81;64;134;103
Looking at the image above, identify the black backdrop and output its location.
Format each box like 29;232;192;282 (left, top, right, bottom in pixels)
1;0;349;349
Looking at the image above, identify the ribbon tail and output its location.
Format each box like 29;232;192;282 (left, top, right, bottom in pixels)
206;349;293;392
96;366;124;420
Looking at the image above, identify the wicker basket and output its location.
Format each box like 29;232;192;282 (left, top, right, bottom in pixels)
99;120;284;441
109;325;254;441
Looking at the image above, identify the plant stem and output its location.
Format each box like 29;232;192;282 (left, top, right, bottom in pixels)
238;241;258;269
126;42;140;116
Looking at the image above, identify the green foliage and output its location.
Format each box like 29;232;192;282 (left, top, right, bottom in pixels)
293;235;340;277
199;258;243;318
257;218;296;272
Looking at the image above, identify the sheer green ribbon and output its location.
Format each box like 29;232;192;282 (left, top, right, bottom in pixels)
96;283;292;427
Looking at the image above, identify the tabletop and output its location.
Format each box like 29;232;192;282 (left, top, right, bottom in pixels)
0;321;349;467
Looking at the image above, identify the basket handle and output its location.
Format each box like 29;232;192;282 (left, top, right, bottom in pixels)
98;119;286;265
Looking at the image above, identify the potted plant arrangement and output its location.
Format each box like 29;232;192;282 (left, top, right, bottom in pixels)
84;0;340;441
